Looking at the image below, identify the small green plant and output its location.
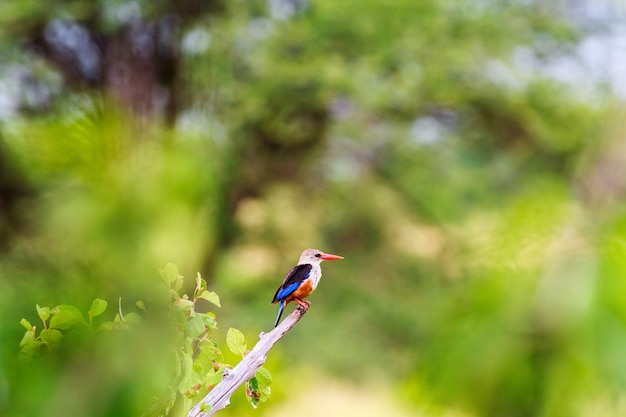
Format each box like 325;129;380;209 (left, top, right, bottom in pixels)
19;299;113;360
162;263;225;414
18;263;272;415
226;328;272;408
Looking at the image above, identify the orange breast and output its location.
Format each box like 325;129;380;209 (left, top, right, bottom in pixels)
287;279;314;302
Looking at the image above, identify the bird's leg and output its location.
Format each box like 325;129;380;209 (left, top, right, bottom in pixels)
294;298;311;308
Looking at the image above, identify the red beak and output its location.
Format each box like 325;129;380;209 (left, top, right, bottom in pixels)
321;253;344;261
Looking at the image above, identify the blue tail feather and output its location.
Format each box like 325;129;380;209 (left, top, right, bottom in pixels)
274;300;285;328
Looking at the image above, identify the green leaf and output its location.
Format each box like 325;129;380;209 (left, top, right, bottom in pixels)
186;315;207;338
204;368;224;388
226;328;247;357
255;367;272;387
189;368;203;397
40;329;63;348
246;377;261;408
181;396;192;413
98;321;115;331
174;350;184;378
192;362;204;376
169;307;186;329
198;290;221;308
20;318;33;331
198;312;217;330
200;342;224;364
136;300;146;311
260;384;271;399
161;263;184;292
36;304;50;324
124;312;142;325
178;350;194;395
176;298;195;312
255;367;272;402
19;329;35;347
50;305;84;330
19;340;43;361
88;298;108;322
161;262;180;284
174;275;184;292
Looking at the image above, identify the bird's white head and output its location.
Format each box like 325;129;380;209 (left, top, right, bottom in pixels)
298;248;344;265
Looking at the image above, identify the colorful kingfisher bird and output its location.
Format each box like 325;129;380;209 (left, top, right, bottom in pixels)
271;248;343;328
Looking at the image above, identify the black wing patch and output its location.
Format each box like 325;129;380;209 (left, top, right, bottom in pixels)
272;263;312;303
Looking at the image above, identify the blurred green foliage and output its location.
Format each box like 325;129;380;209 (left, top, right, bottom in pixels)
1;0;626;417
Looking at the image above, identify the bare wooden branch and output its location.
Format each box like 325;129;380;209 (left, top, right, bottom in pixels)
187;303;309;417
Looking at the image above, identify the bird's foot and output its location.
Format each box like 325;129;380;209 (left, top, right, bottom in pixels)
295;299;311;309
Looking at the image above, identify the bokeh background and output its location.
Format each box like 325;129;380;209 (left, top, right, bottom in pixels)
2;0;626;416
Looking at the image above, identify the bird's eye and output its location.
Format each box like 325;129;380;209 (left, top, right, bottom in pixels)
315;253;322;258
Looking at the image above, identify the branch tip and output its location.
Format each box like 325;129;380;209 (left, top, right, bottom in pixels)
187;302;309;417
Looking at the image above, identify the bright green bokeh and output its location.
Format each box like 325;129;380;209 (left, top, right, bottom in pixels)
1;1;625;417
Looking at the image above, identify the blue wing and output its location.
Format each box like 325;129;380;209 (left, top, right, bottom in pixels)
271;264;312;303
275;282;302;301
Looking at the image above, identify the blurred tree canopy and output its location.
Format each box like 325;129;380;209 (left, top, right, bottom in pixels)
1;0;626;417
